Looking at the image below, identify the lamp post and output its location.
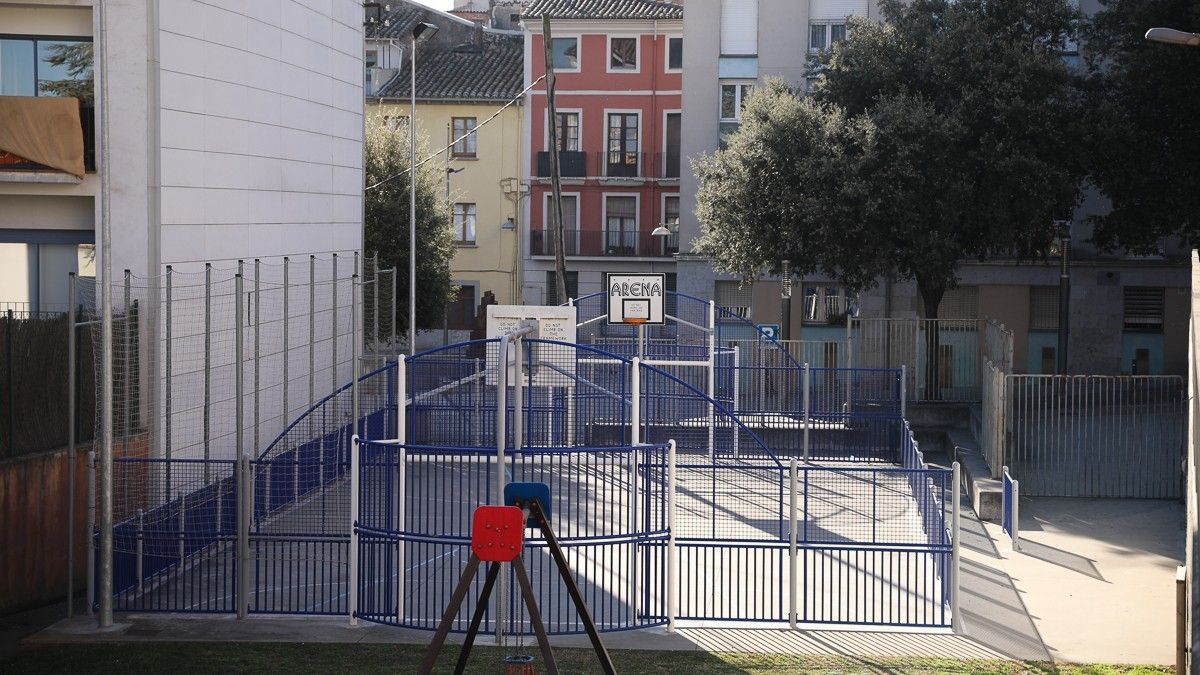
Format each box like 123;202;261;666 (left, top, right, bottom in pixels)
651;222;673;258
409;21;438;355
1145;27;1200;47
1055;219;1071;375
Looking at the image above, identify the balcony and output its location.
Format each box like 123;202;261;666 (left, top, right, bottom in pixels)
536;150;588;178
530;229;678;258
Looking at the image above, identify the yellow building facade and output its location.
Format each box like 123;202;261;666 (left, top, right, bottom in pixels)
367;5;525;329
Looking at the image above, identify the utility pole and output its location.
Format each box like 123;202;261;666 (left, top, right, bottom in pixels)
542;15;568;305
1056;220;1070;375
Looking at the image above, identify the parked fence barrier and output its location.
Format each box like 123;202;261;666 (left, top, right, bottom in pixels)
851;318;986;402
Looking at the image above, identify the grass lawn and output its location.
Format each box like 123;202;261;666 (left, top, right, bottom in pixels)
0;643;1175;674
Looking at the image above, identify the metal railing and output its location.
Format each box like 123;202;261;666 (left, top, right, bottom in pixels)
529;228;676;258
1002;466;1020;551
851;318;987;402
1005;374;1185;498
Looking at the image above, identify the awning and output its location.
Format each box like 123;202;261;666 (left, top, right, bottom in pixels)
0;96;86;178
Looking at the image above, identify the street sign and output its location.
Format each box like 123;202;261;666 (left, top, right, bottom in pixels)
757;323;780;340
606;273;666;325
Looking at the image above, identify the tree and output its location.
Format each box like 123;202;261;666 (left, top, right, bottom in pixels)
1083;0;1200;252
38;42;94;104
364;113;457;338
695;0;1087;395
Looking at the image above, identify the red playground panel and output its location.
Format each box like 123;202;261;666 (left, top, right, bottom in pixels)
470;506;525;562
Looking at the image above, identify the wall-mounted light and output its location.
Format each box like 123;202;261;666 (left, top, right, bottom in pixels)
502;218;516;230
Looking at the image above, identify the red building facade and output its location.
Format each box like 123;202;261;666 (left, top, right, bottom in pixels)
522;0;683;304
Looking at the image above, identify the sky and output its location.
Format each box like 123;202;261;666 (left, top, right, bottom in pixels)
411;0;455;10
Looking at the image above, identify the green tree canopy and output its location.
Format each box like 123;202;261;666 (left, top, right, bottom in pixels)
1083;0;1200;252
364;114;457;336
694;0;1088;317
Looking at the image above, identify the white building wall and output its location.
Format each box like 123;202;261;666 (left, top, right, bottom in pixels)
156;0;364;271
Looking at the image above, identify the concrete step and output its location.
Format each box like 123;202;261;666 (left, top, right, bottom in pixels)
946;426;1003;522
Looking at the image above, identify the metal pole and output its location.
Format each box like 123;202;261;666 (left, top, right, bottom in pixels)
494;336;509;644
951;460;961;633
349;435;360;626
235;272;248;619
390;267;398;350
371;253;379;349
732;345;740;458
67;274;77;617
630;356;641;623
780;260;792;342
86;446;95;616
283;257;289;426
666;438;677;632
1057;224;1071;375
802;363;811;464
352;275;360;437
707;301;716;461
97;0;115;628
332;253;339;393
409;35;418;358
397;359;407;623
637;323;645;359
900;364;907;419
122;270;130;461
789;457;798;629
254;260;262;459
309;255;316;409
204;263;211;483
5;309;10;457
514;338;524;452
165;267;173;502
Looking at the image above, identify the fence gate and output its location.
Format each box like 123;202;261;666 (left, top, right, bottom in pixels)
1006;375;1185;498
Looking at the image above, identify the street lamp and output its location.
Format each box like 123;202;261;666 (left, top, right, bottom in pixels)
408;21;438;355
780;260;792;341
1054;219;1071;375
651;221;675;257
1145;27;1200;47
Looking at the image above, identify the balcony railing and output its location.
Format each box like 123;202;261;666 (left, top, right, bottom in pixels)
532;150;680;180
530;229;678;258
536;150;588;178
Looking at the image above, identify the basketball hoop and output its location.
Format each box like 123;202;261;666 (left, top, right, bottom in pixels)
623;317;648;326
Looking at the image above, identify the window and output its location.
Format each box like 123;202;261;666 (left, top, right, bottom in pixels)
719;82;753;121
453;203;476;243
1029;286;1060;330
555;112;580;151
662;195;680;255
720;0;758;55
605;196;638;255
715;281;752;320
803;285;850;324
606;112;639;177
667;37;683;70
1123;287;1164;331
0;37;93;99
543;194;579;231
545;271;579;306
551;37;578;70
452;117;477;157
540;194;579;256
664;112;681;177
809;23;847;52
609;36;638;70
365;48;378;68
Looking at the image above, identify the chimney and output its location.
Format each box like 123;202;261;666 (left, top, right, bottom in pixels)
474;20;483;48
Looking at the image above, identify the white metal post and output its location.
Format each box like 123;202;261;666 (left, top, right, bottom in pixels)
630;357;641;624
707;301;716;461
666;438;677;632
494;336;510;644
352;275;360;438
952;461;962;633
514;338;524;452
236;273;249;620
67;273;77;617
802;363;811;464
396;358;407;623
1012;473;1021;552
349;435;360;626
637;323;645;359
789;458;798;629
97;0;114;628
900;364;907;419
732;345;740;458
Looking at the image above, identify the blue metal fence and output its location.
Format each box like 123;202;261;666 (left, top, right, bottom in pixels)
1002;465;1020;551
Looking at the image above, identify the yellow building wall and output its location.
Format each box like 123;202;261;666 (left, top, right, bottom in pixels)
369;100;523;308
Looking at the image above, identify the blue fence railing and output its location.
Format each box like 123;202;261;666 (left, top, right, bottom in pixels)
1002;466;1020;551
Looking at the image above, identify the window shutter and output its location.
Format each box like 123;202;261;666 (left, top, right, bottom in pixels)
720;0;758;55
1029;287;1060;331
1123;287;1164;330
715;281;753;320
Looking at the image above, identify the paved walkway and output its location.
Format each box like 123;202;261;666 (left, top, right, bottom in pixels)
25;496;1182;666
